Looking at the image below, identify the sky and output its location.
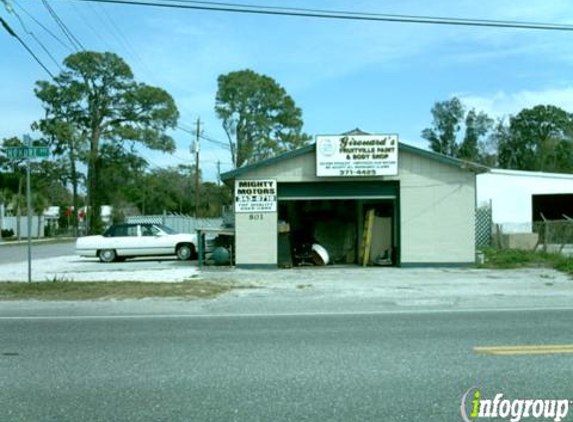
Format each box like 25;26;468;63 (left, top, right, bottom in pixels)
1;0;573;182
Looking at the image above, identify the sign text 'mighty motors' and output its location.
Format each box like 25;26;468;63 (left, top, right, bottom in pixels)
316;134;399;177
234;179;277;213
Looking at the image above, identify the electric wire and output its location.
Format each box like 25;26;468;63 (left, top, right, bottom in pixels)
87;3;133;52
95;3;147;69
73;0;173;122
42;0;84;50
2;1;62;69
70;2;114;49
1;16;55;76
177;125;230;150
159;0;573;30
85;1;199;129
12;0;73;51
62;0;573;32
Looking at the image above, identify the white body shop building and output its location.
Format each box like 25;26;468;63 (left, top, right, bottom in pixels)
222;133;485;268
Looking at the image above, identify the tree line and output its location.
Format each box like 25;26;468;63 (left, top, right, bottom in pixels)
422;97;573;172
0;52;307;235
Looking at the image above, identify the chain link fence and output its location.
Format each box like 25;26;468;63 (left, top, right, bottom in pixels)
487;219;573;257
126;214;223;233
534;219;573;255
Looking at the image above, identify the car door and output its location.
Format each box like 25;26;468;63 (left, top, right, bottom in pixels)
113;224;140;257
138;224;175;256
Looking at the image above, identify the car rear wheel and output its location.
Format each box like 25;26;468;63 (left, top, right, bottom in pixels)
176;244;194;261
98;249;117;263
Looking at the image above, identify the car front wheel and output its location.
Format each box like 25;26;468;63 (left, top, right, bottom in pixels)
98;249;117;263
176;244;194;261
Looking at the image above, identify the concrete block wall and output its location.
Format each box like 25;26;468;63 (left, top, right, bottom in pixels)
399;152;475;265
235;212;278;266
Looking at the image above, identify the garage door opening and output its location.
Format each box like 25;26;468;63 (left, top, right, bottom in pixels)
277;198;398;267
532;193;573;221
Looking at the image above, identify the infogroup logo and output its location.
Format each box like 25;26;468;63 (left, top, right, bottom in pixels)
461;387;571;422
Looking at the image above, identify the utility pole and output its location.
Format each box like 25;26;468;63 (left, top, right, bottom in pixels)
216;160;221;186
194;118;201;219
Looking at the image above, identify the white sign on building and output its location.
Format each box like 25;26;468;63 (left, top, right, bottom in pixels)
316;134;399;177
234;179;277;213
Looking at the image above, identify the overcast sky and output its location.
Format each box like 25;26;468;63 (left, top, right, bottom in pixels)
2;0;573;181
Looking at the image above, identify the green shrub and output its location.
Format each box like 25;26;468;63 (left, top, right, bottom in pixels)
481;247;573;277
551;255;573;276
481;248;540;268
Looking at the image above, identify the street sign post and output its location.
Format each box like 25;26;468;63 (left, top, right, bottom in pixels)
4;138;49;283
25;138;32;284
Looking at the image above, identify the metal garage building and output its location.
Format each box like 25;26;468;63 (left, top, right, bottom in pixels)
221;132;485;268
477;169;573;234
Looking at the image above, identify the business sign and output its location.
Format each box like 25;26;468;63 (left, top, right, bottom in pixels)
235;179;277;213
316;134;398;177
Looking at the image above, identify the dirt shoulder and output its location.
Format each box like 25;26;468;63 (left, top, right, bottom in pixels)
0;280;253;301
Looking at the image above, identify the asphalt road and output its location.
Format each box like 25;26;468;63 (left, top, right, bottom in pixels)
0;240;76;264
1;308;572;422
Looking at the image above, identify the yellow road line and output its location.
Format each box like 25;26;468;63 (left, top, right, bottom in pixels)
475;345;573;356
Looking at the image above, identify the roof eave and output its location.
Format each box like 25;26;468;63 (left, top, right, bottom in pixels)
220;143;315;181
221;141;490;181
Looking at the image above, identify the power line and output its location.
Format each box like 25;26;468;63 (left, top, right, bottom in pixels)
73;0;171;104
95;3;149;70
63;0;573;32
200;132;229;149
12;0;73;51
1;16;55;77
70;2;113;49
42;0;84;51
2;1;62;69
177;0;573;30
86;3;135;53
177;125;230;150
85;1;200;125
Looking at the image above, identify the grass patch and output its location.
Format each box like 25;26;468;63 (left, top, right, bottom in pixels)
481;248;573;277
0;280;246;301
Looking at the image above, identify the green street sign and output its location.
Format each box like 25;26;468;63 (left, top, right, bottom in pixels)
34;147;49;157
6;147;49;159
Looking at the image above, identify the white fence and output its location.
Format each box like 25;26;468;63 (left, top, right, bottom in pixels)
1;216;45;238
125;214;223;234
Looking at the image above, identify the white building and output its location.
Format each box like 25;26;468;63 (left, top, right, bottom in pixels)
477;169;573;233
222;134;484;268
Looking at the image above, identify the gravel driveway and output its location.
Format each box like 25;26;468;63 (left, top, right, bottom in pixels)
1;254;571;315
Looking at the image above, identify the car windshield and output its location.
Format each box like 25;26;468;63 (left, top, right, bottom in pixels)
155;224;177;234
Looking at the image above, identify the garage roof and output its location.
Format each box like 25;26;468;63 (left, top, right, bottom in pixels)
221;141;488;182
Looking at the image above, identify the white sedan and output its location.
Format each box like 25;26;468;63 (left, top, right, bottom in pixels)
76;223;198;263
